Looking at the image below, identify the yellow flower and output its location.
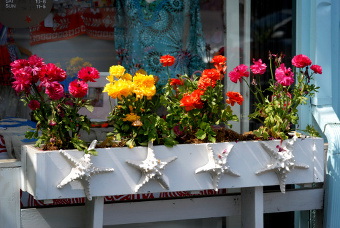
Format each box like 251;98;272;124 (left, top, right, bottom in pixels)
121;73;132;81
103;80;133;99
109;65;126;79
133;73;156;99
122;113;140;122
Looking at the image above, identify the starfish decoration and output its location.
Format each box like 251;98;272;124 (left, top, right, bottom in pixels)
256;139;309;193
126;142;177;193
57;140;114;200
195;144;240;191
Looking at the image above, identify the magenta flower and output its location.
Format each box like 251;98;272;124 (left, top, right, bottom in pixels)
45;82;64;100
28;100;40;110
250;59;267;75
69;80;88;98
78;67;100;82
311;65;322;74
292;54;312;68
275;64;294;86
228;64;249;83
39;63;67;83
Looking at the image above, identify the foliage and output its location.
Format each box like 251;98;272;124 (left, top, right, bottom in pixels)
103;66;176;148
10;55;100;154
161;55;241;143
230;52;322;140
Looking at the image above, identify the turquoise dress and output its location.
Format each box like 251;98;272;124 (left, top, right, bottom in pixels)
114;0;207;86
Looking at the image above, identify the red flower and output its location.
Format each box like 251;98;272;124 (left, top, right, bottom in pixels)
11;68;34;93
198;75;217;90
211;55;226;65
275;64;294;86
45;82;64;100
39;63;67;83
292;54;312;68
78;67;100;82
202;68;221;81
250;59;267;75
160;55;176;67
180;89;204;111
28;100;40;110
311;65;322;74
226;91;244;106
69;80;88;98
228;64;249;83
170;78;184;86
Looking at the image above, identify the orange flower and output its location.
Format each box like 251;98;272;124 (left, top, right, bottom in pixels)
201;68;221;81
160;55;176;67
226;91;244;106
198;75;217;90
211;55;227;74
170;78;184;86
180;89;204;111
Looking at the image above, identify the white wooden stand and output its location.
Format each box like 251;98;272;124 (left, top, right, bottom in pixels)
0;159;21;228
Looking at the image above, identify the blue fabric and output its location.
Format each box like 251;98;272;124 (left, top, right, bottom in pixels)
114;0;207;86
0;117;36;128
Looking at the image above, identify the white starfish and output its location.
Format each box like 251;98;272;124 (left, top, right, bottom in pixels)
57;140;114;200
195;144;239;191
256;139;309;193
126;142;177;193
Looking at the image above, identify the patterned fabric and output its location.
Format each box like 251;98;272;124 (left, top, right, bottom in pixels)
115;0;207;85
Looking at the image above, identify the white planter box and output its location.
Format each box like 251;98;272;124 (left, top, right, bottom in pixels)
21;138;324;201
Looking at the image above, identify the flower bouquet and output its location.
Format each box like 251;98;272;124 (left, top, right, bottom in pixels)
10;55;100;154
228;52;322;139
103;65;176;148
161;54;250;144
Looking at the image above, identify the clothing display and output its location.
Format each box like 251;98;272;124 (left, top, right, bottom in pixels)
115;0;207;85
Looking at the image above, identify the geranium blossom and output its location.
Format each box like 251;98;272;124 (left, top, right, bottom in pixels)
180;89;204;111
198;75;217;90
211;55;227;74
78;66;100;82
292;54;312;68
45;81;64;100
226;91;244;106
39;63;67;83
69;80;88;98
228;64;250;83
311;65;322;74
275;64;294;86
170;78;184;86
250;59;267;75
28;100;40;110
202;68;221;81
160;55;176;67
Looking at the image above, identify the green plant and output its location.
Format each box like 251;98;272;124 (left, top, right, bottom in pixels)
11;55;99;154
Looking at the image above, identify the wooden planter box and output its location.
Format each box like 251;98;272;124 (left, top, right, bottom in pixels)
20;138;324;201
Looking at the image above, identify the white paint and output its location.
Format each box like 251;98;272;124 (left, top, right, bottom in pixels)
21;138;324;200
20;188;324;227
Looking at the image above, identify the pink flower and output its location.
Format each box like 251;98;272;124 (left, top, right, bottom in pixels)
311;65;322;74
250;59;267;75
292;54;312;68
39;63;66;83
10;59;30;75
228;64;249;83
28;100;40;110
78;67;100;82
11;67;34;93
45;82;64;100
275;64;294;86
69;80;88;98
